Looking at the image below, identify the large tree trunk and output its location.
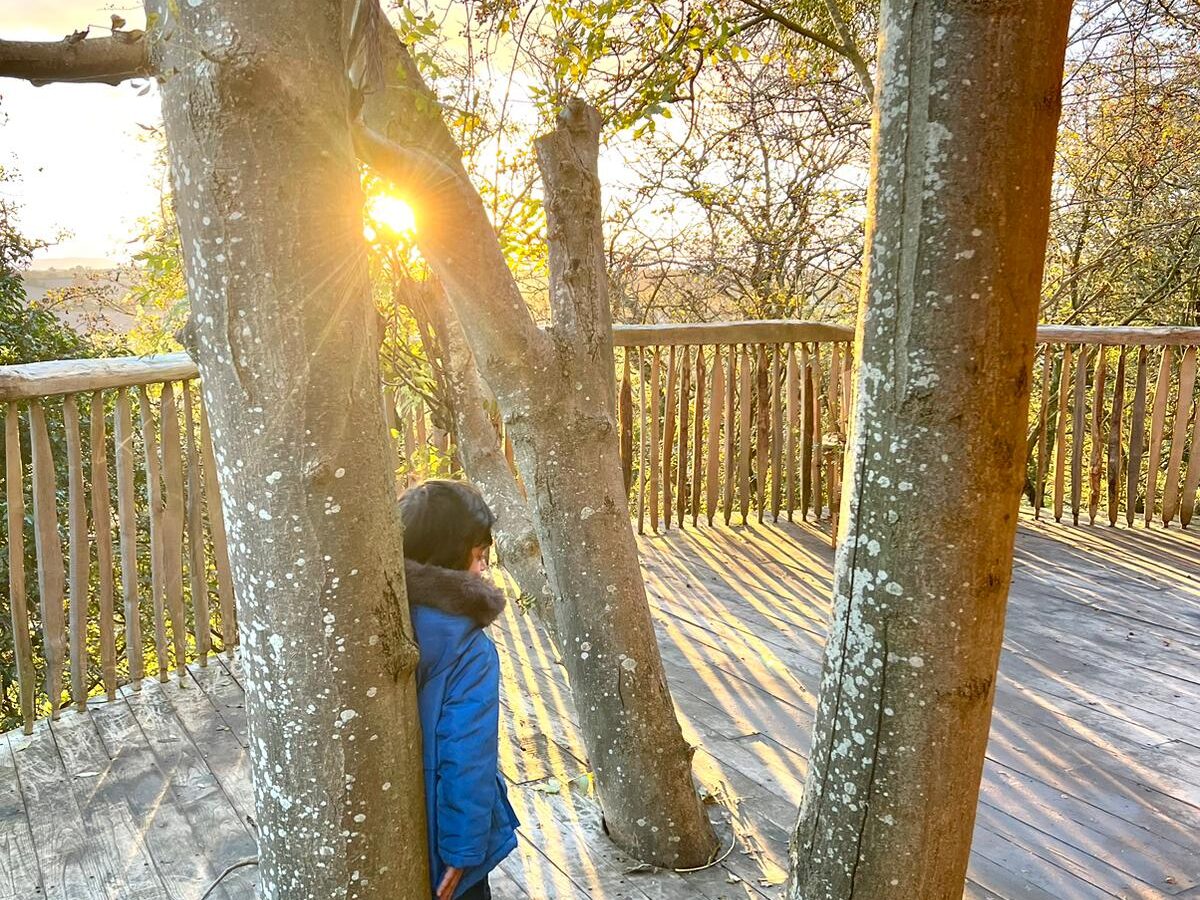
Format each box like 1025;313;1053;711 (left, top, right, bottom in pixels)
786;4;1072;899
146;2;428;898
359;25;718;867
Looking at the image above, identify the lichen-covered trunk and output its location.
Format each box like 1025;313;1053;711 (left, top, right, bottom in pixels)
787;3;1071;898
146;2;428;897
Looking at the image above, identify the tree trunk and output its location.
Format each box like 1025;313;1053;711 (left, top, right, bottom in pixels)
146;2;428;897
787;3;1071;899
405;278;555;628
359;24;718;867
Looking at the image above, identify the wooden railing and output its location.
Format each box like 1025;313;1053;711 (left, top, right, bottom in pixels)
1028;326;1200;527
613;322;855;534
1;354;236;734
5;321;1200;734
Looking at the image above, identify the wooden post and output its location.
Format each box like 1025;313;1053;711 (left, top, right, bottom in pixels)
1146;346;1173;527
755;344;769;523
199;400;237;657
649;347;661;533
63;394;89;711
29;400;65;718
619;351;633;496
160;383;189;679
1088;347;1108;525
1034;348;1051;518
723;345;736;525
89;391;118;699
676;344;690;528
1106;348;1126;525
637;348;647;535
771;344;784;522
1181;391;1200;527
1053;345;1073;522
1163;346;1197;525
663;345;677;530
706;348;723;526
183;383;212;664
691;348;705;527
786;343;799;521
799;344;813;519
810;349;823;519
738;346;752;523
137;386;169;681
1071;345;1089;525
1127;347;1148;527
113;388;143;687
6;403;35;733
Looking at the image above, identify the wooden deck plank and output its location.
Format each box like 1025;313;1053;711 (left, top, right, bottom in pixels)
159;669;255;829
122;681;258;894
7;721;116;899
47;710;167;899
0;732;41;899
89;695;249;900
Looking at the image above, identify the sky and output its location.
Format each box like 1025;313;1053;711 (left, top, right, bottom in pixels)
0;2;161;266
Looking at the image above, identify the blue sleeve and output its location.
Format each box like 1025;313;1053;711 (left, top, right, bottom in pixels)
435;632;500;868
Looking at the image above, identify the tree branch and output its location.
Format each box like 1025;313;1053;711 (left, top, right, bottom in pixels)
0;30;150;86
737;0;874;101
356;13;548;391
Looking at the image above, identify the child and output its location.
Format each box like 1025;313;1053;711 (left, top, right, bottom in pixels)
399;479;519;900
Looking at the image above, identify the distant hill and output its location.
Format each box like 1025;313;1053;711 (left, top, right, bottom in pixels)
28;257;119;272
20;264;140;335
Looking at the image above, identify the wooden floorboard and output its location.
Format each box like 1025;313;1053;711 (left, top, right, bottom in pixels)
2;517;1197;899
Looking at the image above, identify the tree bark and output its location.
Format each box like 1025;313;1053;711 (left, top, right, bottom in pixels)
787;3;1072;898
359;21;718;867
402;278;555;628
145;2;428;897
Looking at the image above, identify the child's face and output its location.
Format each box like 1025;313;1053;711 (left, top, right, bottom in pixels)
468;545;491;576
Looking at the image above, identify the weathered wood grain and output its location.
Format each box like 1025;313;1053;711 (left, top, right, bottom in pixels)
1146;346;1172;527
1164;347;1197;524
1053;345;1073;523
29;401;65;719
5;404;35;732
89;392;118;699
113;389;143;686
1126;347;1148;527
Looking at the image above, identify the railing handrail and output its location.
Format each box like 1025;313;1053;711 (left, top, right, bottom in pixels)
1034;325;1200;346
4;323;1200;402
0;352;198;402
613;320;855;346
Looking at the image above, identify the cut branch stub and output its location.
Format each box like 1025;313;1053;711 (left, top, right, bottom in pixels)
535;100;611;357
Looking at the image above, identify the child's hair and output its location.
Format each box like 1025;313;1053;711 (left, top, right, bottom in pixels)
398;479;496;570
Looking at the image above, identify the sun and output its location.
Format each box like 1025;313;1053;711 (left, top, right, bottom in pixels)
365;193;417;238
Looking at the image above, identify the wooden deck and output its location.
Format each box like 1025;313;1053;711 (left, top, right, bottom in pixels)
3;516;1198;899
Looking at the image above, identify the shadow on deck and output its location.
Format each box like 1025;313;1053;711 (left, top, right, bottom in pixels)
3;517;1198;899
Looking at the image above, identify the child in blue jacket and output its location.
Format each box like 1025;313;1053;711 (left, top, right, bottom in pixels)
400;479;519;900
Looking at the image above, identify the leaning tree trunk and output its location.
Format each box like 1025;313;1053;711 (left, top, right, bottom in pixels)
358;21;718;866
421;286;556;628
786;3;1072;899
146;2;428;898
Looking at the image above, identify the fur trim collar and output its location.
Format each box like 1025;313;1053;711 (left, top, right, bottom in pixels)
404;559;507;626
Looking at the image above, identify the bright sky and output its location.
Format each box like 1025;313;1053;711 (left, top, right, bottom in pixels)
0;2;161;266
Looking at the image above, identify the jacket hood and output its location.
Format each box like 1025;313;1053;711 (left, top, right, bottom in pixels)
404;558;507;627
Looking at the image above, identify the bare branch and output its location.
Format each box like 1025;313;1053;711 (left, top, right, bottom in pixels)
0;30;150;86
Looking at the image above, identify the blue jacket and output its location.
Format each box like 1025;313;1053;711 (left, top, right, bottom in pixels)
408;560;519;898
